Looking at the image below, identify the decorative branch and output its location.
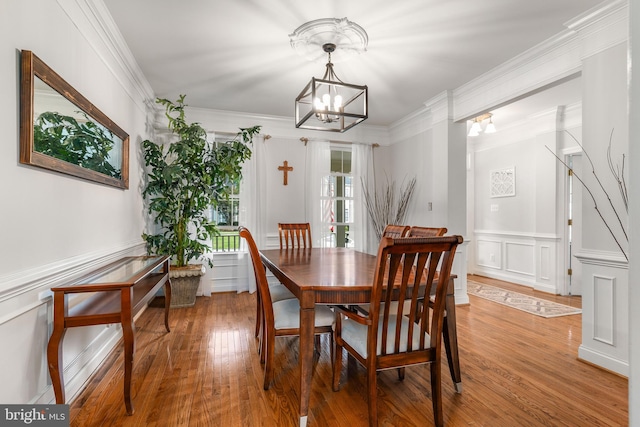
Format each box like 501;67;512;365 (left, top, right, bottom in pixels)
362;175;417;241
546;130;628;261
565;130;628;243
606;130;628;213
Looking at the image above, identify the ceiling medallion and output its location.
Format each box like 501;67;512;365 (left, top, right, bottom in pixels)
289;17;368;63
291;18;369;133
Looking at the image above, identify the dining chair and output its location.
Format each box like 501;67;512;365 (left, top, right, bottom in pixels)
381;224;410;238
405;226;462;393
278;223;312;249
239;226;335;390
332;235;462;427
254;222;313;354
252;223;305;340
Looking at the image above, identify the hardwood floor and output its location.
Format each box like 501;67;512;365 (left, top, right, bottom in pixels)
69;275;628;426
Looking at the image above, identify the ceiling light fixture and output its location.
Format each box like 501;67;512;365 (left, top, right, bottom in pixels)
468;113;496;137
291;18;368;133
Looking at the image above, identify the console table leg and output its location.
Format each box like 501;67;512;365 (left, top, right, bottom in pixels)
47;325;66;404
164;280;171;332
121;287;135;415
122;318;135;415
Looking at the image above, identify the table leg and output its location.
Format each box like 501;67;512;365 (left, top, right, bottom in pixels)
444;279;462;393
47;327;66;403
298;292;315;427
48;291;67;404
164;279;171;332
121;288;135;415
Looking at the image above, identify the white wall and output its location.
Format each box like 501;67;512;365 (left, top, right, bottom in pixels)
0;0;151;404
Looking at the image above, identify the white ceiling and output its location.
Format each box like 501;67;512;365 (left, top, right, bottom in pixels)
103;0;603;128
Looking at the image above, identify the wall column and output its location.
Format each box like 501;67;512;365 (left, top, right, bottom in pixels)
425;92;469;304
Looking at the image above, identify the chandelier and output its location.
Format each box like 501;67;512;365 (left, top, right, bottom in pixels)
292;18;368;132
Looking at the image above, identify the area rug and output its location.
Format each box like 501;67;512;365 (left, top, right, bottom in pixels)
467;281;582;318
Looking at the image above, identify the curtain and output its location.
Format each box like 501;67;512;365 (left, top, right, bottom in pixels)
352;143;375;254
305;140;331;247
238;133;268;293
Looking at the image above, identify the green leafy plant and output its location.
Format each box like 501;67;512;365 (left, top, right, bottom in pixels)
142;95;260;267
34;110;121;178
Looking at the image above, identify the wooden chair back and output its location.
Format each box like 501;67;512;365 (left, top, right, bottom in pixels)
371;236;461;357
239;227;274;324
381;224;410;238
408;226;447;237
278;223;312;249
333;235;462;426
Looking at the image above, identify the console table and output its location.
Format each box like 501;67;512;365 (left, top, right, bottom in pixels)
47;255;171;415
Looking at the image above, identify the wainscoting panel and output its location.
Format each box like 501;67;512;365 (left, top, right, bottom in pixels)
209;252;246;294
476;239;502;270
505;242;535;276
592;275;616;345
539;245;551;280
576;251;628;377
473;231;561;292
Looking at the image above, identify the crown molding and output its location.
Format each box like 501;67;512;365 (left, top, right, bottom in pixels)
452;0;626;122
57;0;154;114
565;0;628;60
453;30;582;122
424;90;453;123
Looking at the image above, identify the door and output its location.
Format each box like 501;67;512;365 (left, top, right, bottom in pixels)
566;153;582;296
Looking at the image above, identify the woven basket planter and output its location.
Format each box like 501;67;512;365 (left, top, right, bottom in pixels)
169;264;205;308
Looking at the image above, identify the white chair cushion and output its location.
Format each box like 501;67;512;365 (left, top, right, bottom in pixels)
270;283;295;302
272;299;335;330
340;314;430;358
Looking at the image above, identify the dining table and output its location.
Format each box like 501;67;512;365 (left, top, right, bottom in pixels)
259;247;461;427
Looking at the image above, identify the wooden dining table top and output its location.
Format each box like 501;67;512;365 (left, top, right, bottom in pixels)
259;247;379;302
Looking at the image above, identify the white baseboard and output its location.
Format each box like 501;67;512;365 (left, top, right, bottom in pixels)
578;344;629;377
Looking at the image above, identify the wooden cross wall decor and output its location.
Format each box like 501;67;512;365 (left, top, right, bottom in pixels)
278;160;293;186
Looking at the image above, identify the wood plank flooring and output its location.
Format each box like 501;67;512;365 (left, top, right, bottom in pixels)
68;275;628;426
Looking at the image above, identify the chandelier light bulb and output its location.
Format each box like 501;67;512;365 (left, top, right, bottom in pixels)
322;93;331;109
334;94;343;110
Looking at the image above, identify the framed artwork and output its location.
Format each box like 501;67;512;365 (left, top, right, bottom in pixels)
490;167;515;198
20;50;129;189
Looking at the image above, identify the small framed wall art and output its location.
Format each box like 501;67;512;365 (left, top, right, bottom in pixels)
490;167;515;198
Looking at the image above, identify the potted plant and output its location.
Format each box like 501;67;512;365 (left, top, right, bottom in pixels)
142;95;260;307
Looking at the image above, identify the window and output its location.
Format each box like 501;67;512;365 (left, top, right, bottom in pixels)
320;148;354;248
210;138;241;252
